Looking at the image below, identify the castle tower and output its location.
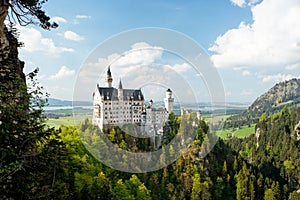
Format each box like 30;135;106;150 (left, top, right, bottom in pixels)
118;79;124;125
106;66;113;88
164;88;174;113
118;79;123;100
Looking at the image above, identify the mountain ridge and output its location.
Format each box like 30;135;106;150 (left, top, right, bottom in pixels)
226;78;300;127
46;98;92;107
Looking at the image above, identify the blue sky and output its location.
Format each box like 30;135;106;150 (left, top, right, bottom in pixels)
16;0;300;103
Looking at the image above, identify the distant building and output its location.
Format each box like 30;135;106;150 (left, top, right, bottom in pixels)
92;67;174;143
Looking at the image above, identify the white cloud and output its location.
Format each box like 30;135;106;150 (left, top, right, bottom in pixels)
76;42;198;101
18;26;73;54
64;30;85;41
230;0;246;7
113;42;163;67
286;63;300;70
167;63;191;73
51;16;67;23
247;0;262;6
50;66;75;79
76;15;92;19
242;70;251;76
261;73;299;83
79;42;164;83
210;0;300;68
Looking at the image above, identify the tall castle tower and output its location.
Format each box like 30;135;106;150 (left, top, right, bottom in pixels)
118;79;124;125
164;88;174;113
106;66;113;88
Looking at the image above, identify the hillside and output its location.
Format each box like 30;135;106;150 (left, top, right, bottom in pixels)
226;78;300;127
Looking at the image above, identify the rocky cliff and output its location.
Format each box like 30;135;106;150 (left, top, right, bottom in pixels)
0;1;28;115
226;79;300;127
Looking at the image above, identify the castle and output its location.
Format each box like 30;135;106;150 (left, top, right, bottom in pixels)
92;67;174;141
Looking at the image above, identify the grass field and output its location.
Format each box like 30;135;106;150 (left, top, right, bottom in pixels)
202;114;255;139
202;114;232;123
46;114;92;129
217;124;256;139
45;108;92;129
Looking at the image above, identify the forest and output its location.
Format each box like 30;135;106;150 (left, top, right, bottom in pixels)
1;0;300;199
1;71;300;199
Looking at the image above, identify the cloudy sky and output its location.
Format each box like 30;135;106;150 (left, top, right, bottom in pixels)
16;0;300;103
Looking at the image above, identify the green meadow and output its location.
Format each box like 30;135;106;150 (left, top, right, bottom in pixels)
217;124;256;139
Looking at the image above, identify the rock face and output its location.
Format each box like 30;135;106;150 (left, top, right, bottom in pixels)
226;78;300;127
255;128;260;147
0;27;25;81
0;1;27;110
0;0;9;60
295;121;300;141
0;0;25;80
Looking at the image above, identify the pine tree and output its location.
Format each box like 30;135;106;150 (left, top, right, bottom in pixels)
191;173;201;200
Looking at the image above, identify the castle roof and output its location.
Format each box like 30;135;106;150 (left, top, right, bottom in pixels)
97;86;144;101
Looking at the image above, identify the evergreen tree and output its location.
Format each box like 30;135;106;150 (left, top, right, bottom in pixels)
0;70;70;198
191;173;201;200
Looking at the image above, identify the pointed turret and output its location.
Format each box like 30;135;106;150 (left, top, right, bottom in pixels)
106;66;113;88
118;78;123;101
118;79;123;89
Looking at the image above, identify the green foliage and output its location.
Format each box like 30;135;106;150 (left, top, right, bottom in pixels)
113;179;135;200
264;189;276;200
2;67;299;200
191;173;201;200
0;69;70;198
259;113;267;122
229;107;300;200
289;190;300;200
7;0;58;29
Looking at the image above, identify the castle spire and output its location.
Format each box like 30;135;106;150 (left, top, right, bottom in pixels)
106;66;113;88
107;66;112;77
118;79;123;89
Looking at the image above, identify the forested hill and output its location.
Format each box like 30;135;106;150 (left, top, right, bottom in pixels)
226;78;300;127
227;107;300;199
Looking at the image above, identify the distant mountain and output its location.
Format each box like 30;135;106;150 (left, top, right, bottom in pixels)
226;78;300;127
46;98;92;107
